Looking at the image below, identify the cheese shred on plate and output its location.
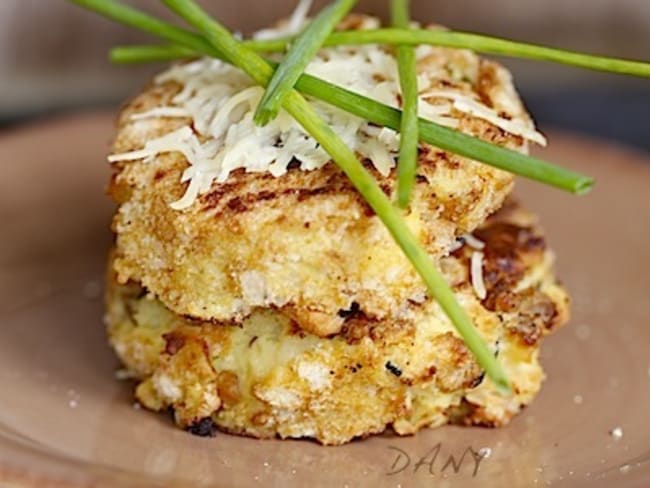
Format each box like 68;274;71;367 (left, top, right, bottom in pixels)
109;12;545;210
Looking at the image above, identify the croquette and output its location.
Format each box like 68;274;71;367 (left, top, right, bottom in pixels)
104;15;565;445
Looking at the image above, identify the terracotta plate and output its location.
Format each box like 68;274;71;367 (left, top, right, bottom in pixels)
1;113;649;488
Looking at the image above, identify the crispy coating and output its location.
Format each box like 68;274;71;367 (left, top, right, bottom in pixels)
106;203;569;445
108;46;535;335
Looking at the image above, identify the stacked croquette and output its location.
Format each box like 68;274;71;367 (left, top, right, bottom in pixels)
105;16;569;445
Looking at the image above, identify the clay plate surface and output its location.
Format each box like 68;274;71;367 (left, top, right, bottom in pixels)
1;113;649;487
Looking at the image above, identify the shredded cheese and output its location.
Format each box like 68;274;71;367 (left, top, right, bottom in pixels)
253;0;313;40
462;233;486;250
471;251;487;300
449;233;485;253
110;9;544;210
130;107;191;120
422;90;547;146
449;239;464;253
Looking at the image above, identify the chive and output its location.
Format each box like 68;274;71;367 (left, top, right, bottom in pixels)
328;29;650;77
390;0;419;209
109;44;593;194
242;36;294;53
162;0;510;391
68;0;224;57
261;29;650;78
114;26;650;78
110;44;196;63
109;42;278;65
253;0;356;126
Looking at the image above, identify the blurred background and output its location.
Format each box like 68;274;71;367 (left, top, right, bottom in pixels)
1;0;648;149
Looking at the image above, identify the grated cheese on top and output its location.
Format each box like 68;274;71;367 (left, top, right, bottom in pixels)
109;11;545;210
130;107;191;120
253;0;313;40
422;90;547;146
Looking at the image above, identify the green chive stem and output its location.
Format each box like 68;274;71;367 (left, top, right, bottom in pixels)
253;0;356;126
390;0;419;209
113;31;650;78
113;27;650;77
330;28;650;77
109;44;196;63
246;28;650;77
68;0;224;57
